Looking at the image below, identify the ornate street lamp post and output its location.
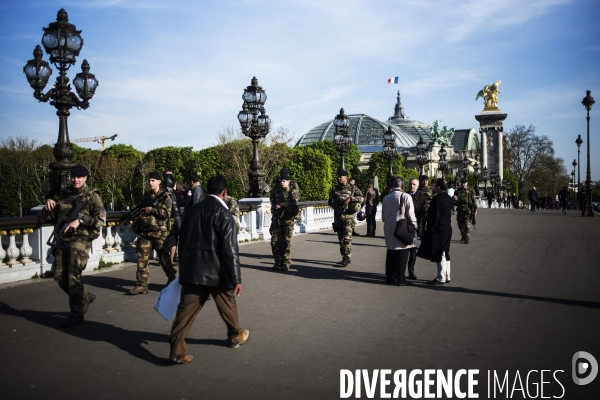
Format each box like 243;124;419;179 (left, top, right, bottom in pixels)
415;136;428;176
23;9;99;197
461;155;470;178
575;135;583;192
581;90;595;216
381;125;397;180
473;162;480;195
572;159;578;207
238;77;271;197
482;166;488;193
438;144;448;179
332;108;352;175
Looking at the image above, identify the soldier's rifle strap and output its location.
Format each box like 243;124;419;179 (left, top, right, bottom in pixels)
47;195;90;252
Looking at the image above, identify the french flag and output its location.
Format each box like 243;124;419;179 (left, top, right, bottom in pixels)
387;77;399;84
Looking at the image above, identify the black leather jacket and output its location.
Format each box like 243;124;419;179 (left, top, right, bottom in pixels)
178;196;241;288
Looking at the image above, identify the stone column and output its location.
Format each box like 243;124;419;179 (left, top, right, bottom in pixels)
480;127;488;170
475;111;507;178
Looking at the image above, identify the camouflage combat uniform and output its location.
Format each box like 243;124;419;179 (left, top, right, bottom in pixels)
224;194;240;232
42;184;106;319
134;189;177;288
329;183;364;265
454;186;477;242
269;181;301;271
417;186;433;239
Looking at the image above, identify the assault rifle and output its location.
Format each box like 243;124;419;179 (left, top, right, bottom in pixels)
47;196;90;255
122;191;168;224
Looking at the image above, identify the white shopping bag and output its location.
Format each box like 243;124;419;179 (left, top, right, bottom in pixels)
154;278;182;321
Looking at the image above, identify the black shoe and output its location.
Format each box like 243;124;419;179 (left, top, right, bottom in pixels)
386;277;398;285
427;279;445;285
407;275;417;280
465;238;469;244
62;316;84;327
272;264;281;271
445;280;451;284
352;231;360;236
340;259;350;267
397;280;413;286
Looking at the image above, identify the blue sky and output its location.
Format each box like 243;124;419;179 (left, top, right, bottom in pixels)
1;0;599;180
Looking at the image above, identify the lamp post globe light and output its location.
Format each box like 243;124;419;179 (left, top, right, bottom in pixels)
581;90;595;216
23;9;99;197
333;108;352;174
415;136;428;176
238;77;271;198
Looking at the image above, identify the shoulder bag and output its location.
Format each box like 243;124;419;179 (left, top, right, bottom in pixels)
394;192;416;245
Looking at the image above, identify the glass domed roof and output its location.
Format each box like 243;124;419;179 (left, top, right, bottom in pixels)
295;113;418;152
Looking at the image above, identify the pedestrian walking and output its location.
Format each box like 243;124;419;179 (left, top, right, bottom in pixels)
42;165;106;327
129;172;177;295
453;178;477;244
270;168;301;271
528;187;538;212
577;186;586;216
486;189;494;208
417;178;453;285
382;177;417;286
169;175;249;364
558;186;569;214
183;173;204;208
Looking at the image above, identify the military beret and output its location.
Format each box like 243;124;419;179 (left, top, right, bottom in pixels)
461;177;468;183
338;170;348;177
280;167;290;181
70;165;89;177
148;172;161;180
419;175;428;181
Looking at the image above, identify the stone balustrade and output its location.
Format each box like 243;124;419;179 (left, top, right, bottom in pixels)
0;200;374;285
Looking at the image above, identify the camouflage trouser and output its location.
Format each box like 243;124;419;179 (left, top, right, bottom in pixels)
136;235;176;287
334;215;354;260
270;222;294;268
457;211;472;239
53;240;92;317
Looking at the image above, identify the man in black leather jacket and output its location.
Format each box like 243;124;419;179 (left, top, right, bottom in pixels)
169;176;249;364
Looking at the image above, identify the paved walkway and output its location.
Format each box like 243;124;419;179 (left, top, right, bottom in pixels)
1;208;599;399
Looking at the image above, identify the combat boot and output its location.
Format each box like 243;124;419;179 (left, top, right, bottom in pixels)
465;238;470;244
128;286;148;295
82;292;96;314
340;258;351;267
166;275;176;286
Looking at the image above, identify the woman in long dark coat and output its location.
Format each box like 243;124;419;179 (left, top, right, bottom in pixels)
416;178;453;284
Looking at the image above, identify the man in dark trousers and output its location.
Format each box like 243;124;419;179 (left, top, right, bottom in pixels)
486;189;494;208
169;176;249;364
577;186;586;216
528;186;539;212
406;177;426;280
558;186;569;214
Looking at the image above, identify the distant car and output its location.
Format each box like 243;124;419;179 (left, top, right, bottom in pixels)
592;202;600;212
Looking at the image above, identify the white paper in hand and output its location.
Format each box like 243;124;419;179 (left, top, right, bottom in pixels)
154;278;182;321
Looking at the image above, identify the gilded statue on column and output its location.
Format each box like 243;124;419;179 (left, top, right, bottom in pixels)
475;80;502;111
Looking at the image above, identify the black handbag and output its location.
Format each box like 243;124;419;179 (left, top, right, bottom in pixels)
393;193;416;245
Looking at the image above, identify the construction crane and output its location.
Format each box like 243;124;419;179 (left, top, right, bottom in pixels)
71;134;118;151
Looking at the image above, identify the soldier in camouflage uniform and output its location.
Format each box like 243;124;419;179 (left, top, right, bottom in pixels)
328;170;364;267
453;177;478;244
417;175;433;239
43;165;106;327
129;172;177;294
270;168;301;271
224;194;241;232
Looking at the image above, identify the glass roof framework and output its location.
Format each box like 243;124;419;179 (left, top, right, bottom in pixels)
296;114;418;151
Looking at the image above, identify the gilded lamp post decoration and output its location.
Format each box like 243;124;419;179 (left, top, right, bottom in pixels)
23;9;99;197
238;77;271;198
332;108;352;173
382;125;397;179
